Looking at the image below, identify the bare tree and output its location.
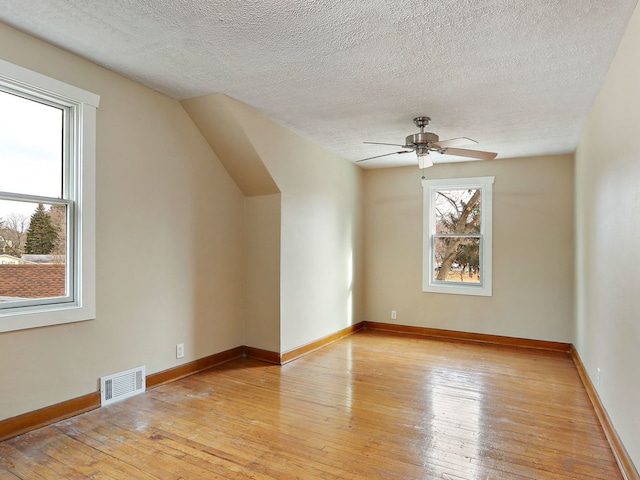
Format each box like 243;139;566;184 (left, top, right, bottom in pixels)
0;213;29;257
434;189;481;281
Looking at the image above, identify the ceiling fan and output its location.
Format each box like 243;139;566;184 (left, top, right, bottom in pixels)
357;116;497;168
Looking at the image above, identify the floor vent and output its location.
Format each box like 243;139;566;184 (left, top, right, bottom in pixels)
100;366;146;406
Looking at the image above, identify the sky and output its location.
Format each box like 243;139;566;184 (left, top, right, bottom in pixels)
0;89;63;221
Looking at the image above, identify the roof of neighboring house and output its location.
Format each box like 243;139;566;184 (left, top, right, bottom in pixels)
21;254;64;264
0;254;35;264
0;263;66;299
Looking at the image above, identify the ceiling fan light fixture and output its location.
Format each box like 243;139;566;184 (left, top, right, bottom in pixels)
418;154;433;169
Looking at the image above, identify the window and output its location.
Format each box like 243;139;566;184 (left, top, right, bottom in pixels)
422;176;494;296
0;59;99;332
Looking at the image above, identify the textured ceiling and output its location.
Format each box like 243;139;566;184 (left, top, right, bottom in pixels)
1;0;637;168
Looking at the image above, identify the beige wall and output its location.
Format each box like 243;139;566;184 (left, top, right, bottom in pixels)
223;98;364;353
182;94;364;354
244;194;281;352
0;24;246;419
575;2;640;469
363;155;574;342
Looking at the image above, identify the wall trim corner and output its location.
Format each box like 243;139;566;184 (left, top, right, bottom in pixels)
570;346;639;480
281;322;365;364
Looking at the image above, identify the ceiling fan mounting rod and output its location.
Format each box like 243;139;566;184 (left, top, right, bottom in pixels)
406;115;439;155
413;116;431;132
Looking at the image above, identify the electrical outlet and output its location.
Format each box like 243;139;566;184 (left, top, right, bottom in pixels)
391;310;397;320
596;368;601;388
176;343;184;359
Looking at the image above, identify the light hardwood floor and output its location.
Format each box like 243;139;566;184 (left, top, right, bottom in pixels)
0;330;622;479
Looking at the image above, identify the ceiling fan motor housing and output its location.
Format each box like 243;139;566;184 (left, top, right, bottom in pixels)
406;132;439;147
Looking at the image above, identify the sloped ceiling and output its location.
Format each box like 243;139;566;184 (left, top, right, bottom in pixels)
0;0;637;168
181;94;279;197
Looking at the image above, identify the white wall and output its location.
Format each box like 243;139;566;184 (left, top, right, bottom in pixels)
363;155;575;342
0;23;245;420
575;2;640;469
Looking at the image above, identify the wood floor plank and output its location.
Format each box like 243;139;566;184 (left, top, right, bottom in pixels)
3;437;87;480
0;330;625;479
0;469;21;480
23;427;154;480
0;442;52;480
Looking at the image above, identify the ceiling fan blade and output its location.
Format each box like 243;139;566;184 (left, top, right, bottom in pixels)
363;141;408;148
418;155;433;169
433;137;478;148
441;147;497;161
356;150;412;162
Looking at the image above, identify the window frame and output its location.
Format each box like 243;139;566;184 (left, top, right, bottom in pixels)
422;176;495;297
0;58;99;332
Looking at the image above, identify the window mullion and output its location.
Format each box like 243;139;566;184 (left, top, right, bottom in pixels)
433;234;481;238
0;191;70;205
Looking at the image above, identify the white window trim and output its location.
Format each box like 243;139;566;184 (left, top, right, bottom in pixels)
422;176;494;297
0;58;99;332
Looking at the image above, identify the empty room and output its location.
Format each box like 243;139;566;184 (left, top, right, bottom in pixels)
0;1;639;479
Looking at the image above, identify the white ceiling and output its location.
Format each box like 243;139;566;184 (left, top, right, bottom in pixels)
1;0;636;168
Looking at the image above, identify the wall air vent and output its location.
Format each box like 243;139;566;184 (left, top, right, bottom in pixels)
100;366;146;406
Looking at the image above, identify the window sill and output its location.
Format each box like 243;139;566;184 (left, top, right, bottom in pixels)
0;302;95;333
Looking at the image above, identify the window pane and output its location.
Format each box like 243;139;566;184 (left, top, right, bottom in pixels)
434;189;481;234
433;236;481;284
0;199;67;304
0;90;63;198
